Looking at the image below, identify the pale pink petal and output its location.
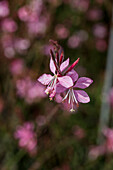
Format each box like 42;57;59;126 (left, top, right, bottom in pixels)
58;76;73;88
50;57;56;74
74;77;93;89
56;83;67;93
74;90;90;103
60;58;69;72
67;69;78;82
38;74;53;85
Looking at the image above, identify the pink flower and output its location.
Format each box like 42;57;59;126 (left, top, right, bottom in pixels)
56;75;93;112
10;59;24;75
0;1;9;18
18;0;42;22
1;34;15;58
55;24;69;39
89;145;105;160
1;18;18;32
14;122;37;154
14;38;30;54
72;0;89;12
67;35;81;49
103;128;113;153
93;24;107;39
27;19;47;36
38;49;79;99
37;40;93;111
87;8;103;21
89;127;113;160
16;77;46;103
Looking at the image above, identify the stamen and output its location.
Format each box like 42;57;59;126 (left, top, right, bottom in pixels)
62;89;70;101
62;88;79;112
70;108;75;112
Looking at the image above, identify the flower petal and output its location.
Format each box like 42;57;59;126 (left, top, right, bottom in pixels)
67;69;78;82
56;83;67;93
58;76;73;88
74;90;90;103
50;57;56;74
74;77;93;89
60;58;69;72
38;74;53;85
65;58;79;73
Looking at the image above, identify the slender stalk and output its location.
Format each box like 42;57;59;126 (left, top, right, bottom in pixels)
97;6;113;144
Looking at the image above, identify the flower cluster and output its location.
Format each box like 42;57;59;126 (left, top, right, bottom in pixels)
16;77;46;104
38;40;93;112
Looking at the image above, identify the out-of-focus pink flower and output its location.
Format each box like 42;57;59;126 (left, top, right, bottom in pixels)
89;127;113;160
87;8;103;21
1;34;13;48
72;0;89;12
27;82;46;103
67;35;81;49
108;88;113;107
18;6;38;22
0;1;9;18
1;18;18;32
55;24;69;39
16;78;31;98
27;19;47;36
95;39;107;52
18;6;30;22
73;126;85;139
18;0;43;22
16;77;46;103
10;59;24;75
14;38;30;54
103;128;113;153
31;0;43;14
14;122;37;154
89;145;105;160
93;24;107;39
4;47;15;58
1;34;15;58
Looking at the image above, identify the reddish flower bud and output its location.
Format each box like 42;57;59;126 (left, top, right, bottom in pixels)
59;51;64;65
65;58;80;74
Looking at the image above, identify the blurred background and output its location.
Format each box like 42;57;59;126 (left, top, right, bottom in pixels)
0;0;113;169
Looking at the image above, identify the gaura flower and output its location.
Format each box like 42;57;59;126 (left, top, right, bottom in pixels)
56;74;93;112
38;48;79;99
